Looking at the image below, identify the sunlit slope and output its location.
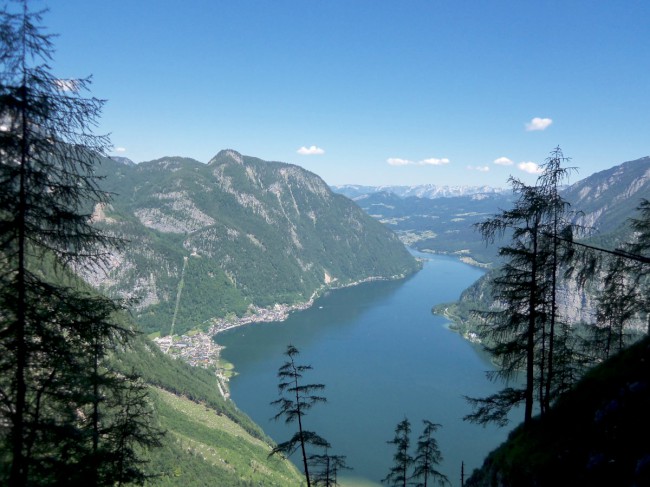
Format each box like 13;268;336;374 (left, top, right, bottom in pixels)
91;150;418;335
148;389;302;486
113;332;302;486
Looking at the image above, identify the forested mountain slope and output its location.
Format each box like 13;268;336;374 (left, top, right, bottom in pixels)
88;150;418;335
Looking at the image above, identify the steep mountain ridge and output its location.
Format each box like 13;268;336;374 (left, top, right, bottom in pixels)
91;150;418;335
563;156;650;237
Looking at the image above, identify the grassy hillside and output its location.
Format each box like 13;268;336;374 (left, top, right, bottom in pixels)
112;331;303;486
145;389;302;486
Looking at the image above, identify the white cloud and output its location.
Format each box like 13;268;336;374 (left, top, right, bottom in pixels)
388;157;451;167
114;147;127;153
525;117;553;131
419;157;450;166
387;157;412;166
468;165;490;172
518;161;543;174
493;156;513;166
54;79;80;92
297;145;325;155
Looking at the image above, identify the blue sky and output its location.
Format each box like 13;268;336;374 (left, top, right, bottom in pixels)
43;0;650;187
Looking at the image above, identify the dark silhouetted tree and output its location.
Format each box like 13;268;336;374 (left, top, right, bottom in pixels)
536;147;578;413
383;417;413;487
467;180;548;426
309;448;351;486
412;420;448;487
466;147;579;427
269;344;329;487
0;3;161;485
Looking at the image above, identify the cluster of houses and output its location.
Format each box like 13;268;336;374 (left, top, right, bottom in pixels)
153;332;222;368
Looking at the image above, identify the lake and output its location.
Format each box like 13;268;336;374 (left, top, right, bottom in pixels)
218;253;514;486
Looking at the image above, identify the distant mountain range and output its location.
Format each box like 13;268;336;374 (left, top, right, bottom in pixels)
346;191;515;265
336;156;650;265
332;183;507;200
90;150;418;336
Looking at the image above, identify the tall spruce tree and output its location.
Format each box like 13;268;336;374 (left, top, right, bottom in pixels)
466;148;578;426
270;344;330;487
466;179;548;426
0;3;161;485
535;147;578;413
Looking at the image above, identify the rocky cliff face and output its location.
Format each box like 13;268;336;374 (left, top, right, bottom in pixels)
88;150;418;335
563;156;650;237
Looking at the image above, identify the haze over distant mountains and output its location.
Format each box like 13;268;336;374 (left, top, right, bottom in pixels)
332;183;507;199
332;156;650;265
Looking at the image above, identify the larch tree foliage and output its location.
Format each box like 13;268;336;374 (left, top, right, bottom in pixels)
465;148;578;427
466;180;548;427
535;147;579;412
383;417;413;487
0;2;161;485
412;420;448;487
270;344;330;487
308;448;351;487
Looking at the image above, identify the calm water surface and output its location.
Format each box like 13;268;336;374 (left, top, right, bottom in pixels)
218;254;513;486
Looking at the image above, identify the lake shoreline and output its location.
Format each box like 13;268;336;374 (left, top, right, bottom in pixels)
151;269;417;381
218;253;506;484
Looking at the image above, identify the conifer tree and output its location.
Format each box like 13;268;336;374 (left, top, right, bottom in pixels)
466;179;549;426
412;420;448;487
270;344;329;487
466;147;578;426
309;449;351;487
0;3;161;484
536;147;578;413
383;417;413;487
